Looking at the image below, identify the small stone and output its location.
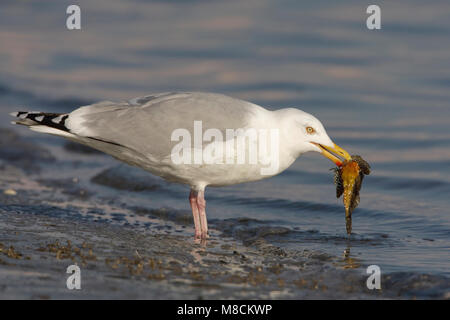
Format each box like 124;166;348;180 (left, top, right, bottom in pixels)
3;189;17;196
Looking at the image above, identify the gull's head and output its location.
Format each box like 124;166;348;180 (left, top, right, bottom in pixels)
280;108;351;166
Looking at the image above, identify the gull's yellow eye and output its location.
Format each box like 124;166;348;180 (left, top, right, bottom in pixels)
306;126;315;134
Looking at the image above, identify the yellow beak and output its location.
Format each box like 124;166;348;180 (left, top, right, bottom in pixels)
313;143;352;167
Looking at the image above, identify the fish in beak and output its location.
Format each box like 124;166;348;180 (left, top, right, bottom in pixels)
313;143;352;167
332;155;371;235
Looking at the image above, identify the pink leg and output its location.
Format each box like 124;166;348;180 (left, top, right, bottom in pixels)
189;190;202;239
196;190;208;239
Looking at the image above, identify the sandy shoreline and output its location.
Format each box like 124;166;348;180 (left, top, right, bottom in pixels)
0;204;378;299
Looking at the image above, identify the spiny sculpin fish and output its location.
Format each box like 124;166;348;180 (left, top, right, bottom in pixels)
332;155;371;235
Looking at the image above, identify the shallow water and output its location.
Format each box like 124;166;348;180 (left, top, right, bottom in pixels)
0;0;449;295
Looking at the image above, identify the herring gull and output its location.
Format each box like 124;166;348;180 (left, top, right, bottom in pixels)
10;92;351;240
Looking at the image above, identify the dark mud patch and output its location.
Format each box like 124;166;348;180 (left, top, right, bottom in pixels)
0;128;54;173
91;166;165;192
383;272;450;299
132;207;193;225
213;217;392;248
214;218;291;246
37;178;93;200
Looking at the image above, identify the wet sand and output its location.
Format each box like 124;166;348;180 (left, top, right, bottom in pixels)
1;128;448;299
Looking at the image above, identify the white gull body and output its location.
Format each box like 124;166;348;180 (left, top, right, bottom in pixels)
10;92;351;240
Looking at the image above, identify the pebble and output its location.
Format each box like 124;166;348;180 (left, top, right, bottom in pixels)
3;189;17;196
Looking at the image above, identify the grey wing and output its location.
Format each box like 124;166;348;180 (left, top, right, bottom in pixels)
65;92;263;160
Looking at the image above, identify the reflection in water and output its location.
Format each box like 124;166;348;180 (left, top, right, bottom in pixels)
332;241;361;270
341;244;361;270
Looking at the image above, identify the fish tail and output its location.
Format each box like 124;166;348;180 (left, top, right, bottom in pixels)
345;209;352;235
